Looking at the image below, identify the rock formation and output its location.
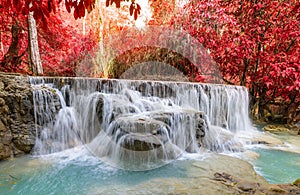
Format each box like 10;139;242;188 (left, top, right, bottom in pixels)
0;73;35;159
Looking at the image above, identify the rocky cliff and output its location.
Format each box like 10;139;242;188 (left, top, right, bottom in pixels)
0;73;36;159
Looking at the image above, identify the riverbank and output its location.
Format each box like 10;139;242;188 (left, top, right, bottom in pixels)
262;124;300;153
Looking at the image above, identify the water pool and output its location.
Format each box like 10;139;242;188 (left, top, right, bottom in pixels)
0;147;193;195
253;148;300;184
1;146;300;194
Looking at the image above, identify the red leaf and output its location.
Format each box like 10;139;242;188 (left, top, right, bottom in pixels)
290;4;300;15
129;3;134;16
134;9;138;20
78;2;85;18
116;1;120;8
65;1;71;13
13;0;18;10
73;8;78;19
41;6;50;18
48;0;52;12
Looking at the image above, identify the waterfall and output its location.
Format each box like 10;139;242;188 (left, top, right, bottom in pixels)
30;78;253;169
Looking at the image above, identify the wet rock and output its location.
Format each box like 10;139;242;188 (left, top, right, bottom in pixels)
264;125;290;132
103;109;208;156
109;117;170;151
267;185;287;194
0;143;11;159
293;178;300;187
204;125;244;152
137;82;175;98
13;136;35;153
242;131;284;146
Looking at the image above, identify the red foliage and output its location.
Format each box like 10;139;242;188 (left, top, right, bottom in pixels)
3;0;141;22
0;1;97;76
175;0;300;110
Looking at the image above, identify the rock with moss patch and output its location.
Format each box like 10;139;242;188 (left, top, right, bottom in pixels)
293;178;300;187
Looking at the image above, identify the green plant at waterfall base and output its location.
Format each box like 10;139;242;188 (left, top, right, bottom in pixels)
174;0;300;123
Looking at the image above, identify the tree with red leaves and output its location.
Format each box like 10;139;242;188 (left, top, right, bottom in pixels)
175;0;300;122
0;1;97;75
1;0;142;21
0;0;146;75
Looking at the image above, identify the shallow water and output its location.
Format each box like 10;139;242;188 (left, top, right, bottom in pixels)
253;148;300;184
1;146;299;194
0;147;197;195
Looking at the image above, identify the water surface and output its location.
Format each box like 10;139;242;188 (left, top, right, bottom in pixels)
253;148;300;184
0;147;192;195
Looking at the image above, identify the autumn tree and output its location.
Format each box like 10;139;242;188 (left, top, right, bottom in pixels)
175;0;300;122
0;0;98;75
0;0;149;75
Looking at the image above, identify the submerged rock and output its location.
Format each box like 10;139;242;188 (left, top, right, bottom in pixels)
93;153;269;195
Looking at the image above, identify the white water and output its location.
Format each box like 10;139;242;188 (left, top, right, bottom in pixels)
30;78;254;170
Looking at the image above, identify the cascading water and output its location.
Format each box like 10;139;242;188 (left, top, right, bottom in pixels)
30;77;253;170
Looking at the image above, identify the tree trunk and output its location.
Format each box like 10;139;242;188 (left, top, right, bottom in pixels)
0;31;3;58
0;23;22;72
28;12;43;75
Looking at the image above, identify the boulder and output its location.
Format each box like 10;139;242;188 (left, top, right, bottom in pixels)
0;73;38;159
107;117;170;151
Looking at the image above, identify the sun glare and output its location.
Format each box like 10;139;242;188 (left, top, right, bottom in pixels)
134;0;152;29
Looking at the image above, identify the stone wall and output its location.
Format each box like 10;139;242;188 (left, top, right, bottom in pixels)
0;73;36;160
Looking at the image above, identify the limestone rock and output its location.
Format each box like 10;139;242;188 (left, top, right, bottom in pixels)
267;185;287;193
0;120;7;131
264;125;290;132
109;117;170;151
0;143;11;159
0;81;4;91
0;73;36;160
204;125;244;152
236;180;259;191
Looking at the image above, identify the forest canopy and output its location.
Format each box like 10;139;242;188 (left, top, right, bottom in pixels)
0;0;299;122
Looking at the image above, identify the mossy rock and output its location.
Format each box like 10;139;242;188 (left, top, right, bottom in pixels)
263;125;290;132
293;178;300;187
